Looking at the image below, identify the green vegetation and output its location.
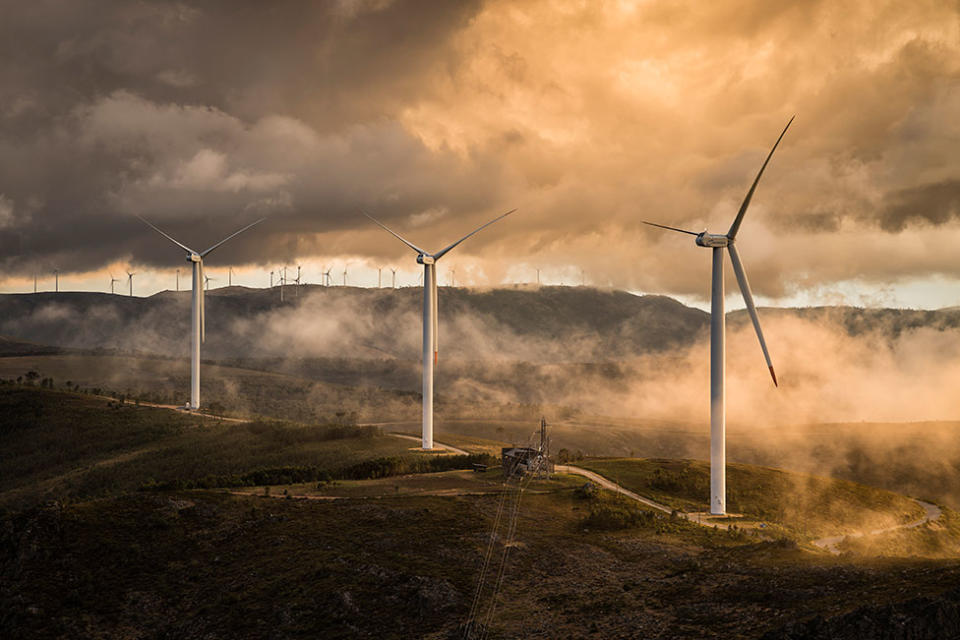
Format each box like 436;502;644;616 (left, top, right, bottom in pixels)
0;386;494;510
578;458;924;538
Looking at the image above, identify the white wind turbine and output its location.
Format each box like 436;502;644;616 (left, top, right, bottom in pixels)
644;116;793;515
364;208;516;449
109;273;120;295
126;271;135;296
137;215;265;410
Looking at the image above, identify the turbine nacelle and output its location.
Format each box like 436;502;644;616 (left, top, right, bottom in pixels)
417;254;436;265
695;233;730;248
188;253;201;263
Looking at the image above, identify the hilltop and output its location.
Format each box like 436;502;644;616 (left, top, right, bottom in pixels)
4;285;959;365
3;385;960;639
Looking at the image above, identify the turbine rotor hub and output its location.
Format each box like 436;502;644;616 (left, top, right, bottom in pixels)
188;253;201;263
696;233;730;248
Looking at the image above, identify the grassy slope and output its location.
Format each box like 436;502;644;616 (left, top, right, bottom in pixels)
577;458;924;538
3;489;960;639
0;354;421;423
0;386;483;510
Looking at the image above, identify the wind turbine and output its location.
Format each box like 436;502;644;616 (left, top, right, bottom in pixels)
204;273;215;290
176;268;180;292
109;273;120;294
342;266;347;286
378;267;382;288
364;208;516;449
644;116;793;515
136;215;265;410
126;271;135;296
390;267;397;289
54;269;60;293
323;267;332;286
228;267;233;287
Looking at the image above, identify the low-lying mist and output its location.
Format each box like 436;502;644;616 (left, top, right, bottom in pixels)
2;285;960;506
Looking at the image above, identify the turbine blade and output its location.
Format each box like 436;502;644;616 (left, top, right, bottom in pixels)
136;215;195;254
727;115;795;240
728;244;777;387
200;217;266;257
433;208;516;260
361;210;428;256
642;220;700;236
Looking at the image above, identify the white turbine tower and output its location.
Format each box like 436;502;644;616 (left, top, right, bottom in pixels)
644;116;793;515
364;208;516;449
126;271;135;296
137;215;265;410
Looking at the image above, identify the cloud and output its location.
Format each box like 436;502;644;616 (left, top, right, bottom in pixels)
0;0;959;300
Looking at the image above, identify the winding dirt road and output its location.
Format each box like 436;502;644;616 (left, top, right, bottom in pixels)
812;499;943;554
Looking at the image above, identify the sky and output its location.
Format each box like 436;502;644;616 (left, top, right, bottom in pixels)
2;0;960;308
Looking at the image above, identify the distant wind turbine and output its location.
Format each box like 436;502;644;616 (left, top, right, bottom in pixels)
390;267;397;289
228;267;233;287
109;273;120;294
323;267;332;286
643;116;793;515
363;208;516;449
126;271;134;296
53;269;60;293
136;215;266;410
342;267;347;286
204;273;215;290
176;268;180;292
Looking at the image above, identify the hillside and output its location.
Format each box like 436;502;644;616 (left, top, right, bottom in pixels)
4;287;960;365
0;286;708;363
4;385;960;638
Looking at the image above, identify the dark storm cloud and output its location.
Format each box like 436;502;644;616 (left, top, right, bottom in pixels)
879;179;960;232
0;0;486;275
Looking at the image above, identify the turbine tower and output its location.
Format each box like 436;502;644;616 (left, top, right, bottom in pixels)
204;274;215;290
176;268;180;292
390;267;397;289
54;269;59;293
137;215;265;410
323;267;332;286
364;208;516;449
109;274;119;294
126;271;135;296
644;116;793;515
